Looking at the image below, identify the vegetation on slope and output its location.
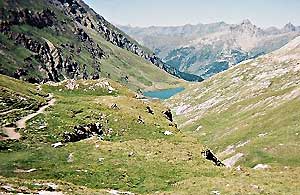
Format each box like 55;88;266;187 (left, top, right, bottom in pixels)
1;74;300;194
0;0;181;91
167;36;300;168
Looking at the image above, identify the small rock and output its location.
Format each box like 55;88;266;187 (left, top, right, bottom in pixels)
26;168;37;173
146;106;154;114
236;165;242;171
258;133;268;137
135;94;146;99
211;190;221;195
45;183;58;190
65;79;78;90
195;125;203;131
108;189;134;195
137;116;145;124
1;185;15;192
98;157;105;162
67;153;74;163
250;184;259;189
38;191;64;195
128;152;134;157
164;130;173;135
253;164;271;170
51;142;63;148
14;168;37;173
111;103;119;109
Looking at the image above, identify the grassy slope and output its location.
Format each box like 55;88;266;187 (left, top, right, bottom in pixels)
1;75;300;194
167;37;300;167
0;0;181;91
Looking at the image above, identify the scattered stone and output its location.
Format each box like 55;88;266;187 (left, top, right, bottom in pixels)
146;106;154;114
128;151;134;157
67;153;74;163
63;122;103;142
108;189;134;195
253;164;271;170
1;184;15;192
258;132;268;137
195;125;203;131
211;190;221;195
38;191;64;195
223;153;244;168
164;130;173;135
98;157;105;162
137;116;145;124
65;79;79;90
201;149;224;166
135;94;146;99
14;168;37;173
163;109;173;122
111;103;120;110
39;125;47;129
51;142;63;148
250;184;259;189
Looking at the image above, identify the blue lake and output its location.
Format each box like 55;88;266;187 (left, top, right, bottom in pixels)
143;87;185;100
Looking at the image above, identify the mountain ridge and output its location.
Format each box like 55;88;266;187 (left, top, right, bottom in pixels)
166;35;300;168
119;20;300;79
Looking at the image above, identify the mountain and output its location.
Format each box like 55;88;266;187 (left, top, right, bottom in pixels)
1;40;300;195
1;1;300;194
119;20;300;79
167;36;300;168
0;0;193;91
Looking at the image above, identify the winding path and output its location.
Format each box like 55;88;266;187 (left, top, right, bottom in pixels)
0;95;56;141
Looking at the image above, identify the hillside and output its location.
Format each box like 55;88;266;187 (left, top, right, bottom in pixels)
120;20;300;79
0;0;185;91
1;74;300;194
167;36;300;168
1;1;300;194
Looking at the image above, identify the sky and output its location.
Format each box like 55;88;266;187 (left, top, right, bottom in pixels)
84;0;300;28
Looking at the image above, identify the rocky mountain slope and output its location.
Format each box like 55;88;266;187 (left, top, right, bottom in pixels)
167;36;300;168
120;20;300;79
0;0;199;91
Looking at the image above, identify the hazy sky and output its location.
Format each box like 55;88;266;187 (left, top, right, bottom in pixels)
85;0;300;28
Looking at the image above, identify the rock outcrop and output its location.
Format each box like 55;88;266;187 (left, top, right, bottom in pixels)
53;0;202;81
63;122;103;142
0;7;105;82
1;8;56;28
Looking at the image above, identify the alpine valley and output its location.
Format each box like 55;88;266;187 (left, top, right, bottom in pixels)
0;0;300;195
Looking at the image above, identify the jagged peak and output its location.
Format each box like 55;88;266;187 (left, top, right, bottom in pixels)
283;22;296;31
240;19;253;26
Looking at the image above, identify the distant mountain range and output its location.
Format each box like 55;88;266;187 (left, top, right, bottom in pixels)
119;20;300;79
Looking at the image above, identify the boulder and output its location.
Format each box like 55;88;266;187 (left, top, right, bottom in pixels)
253;164;271;170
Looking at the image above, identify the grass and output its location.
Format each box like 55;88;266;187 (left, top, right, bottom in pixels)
1;75;300;194
167;53;300;170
